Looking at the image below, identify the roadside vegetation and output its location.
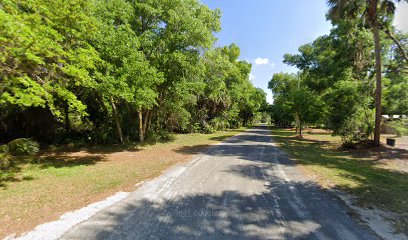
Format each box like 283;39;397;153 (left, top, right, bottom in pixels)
0;0;267;145
267;1;408;234
0;0;269;237
0;128;245;238
268;0;408;146
1;0;407;237
270;128;408;234
267;1;408;231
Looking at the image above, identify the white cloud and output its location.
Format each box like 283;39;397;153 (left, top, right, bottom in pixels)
255;57;269;65
395;2;408;33
249;74;255;80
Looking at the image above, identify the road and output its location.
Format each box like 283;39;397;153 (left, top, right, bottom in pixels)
61;126;378;240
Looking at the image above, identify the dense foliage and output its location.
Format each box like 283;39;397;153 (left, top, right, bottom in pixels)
269;0;407;143
0;0;267;144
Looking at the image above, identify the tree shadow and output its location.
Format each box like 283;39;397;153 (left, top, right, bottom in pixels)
175;126;408;234
35;155;106;169
42;144;142;155
176;127;283;158
0;163;24;188
208;135;232;141
0;132;178;188
64;174;375;240
346;146;408;161
270;128;408;234
60;125;378;239
0;152;106;189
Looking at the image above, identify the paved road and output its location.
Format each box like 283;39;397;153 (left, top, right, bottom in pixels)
62;126;378;240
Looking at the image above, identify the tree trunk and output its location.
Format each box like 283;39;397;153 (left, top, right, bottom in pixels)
111;98;124;144
64;102;70;134
147;110;153;132
373;22;382;146
143;110;150;137
138;110;144;142
299;121;302;138
295;113;299;134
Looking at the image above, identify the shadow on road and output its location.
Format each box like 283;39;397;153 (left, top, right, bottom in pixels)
63;126;376;239
89;187;328;239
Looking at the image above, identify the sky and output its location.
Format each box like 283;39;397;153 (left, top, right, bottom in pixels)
200;0;408;103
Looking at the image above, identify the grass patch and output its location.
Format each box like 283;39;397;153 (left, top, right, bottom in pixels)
0;128;245;238
270;128;408;234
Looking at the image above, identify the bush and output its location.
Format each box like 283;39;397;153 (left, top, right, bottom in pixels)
146;130;175;143
337;107;374;146
202;122;215;134
0;147;11;169
7;138;40;156
191;123;202;133
389;119;408;137
210;117;229;131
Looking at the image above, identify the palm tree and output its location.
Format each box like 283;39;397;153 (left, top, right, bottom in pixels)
327;0;407;146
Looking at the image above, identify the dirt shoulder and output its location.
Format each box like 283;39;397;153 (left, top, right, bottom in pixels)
0;129;245;238
270;128;408;238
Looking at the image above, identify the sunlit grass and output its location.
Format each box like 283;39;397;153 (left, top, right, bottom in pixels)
270;128;408;234
0;128;245;238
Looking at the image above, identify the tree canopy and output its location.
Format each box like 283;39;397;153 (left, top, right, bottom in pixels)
0;0;266;144
269;1;407;143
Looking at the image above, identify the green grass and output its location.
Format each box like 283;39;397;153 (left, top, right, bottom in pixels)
0;128;245;238
270;128;408;234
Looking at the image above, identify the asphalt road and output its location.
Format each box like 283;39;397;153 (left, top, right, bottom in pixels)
61;126;378;240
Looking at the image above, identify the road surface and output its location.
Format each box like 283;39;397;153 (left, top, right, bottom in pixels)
61;126;378;240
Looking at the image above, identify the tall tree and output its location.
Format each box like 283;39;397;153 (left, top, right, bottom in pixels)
327;0;407;145
268;73;323;136
130;0;221;132
0;0;266;145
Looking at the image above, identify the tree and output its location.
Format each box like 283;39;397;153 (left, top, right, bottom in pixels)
268;73;323;136
192;44;265;131
282;17;389;143
268;73;298;127
327;0;408;145
0;0;99;141
0;0;266;145
130;0;221;133
383;32;408;114
288;88;324;137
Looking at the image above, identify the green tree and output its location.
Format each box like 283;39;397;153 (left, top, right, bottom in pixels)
288;88;324;137
0;0;98;117
0;0;266;145
268;73;323;136
327;0;408;145
130;0;221;133
383;32;408;114
282;21;379;143
268;73;298;127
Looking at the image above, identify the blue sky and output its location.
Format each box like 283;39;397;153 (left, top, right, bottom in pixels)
201;0;408;103
200;0;332;103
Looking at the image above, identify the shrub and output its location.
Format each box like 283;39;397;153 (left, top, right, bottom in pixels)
337;107;375;146
210;117;229;131
146;130;175;143
191;123;202;133
202;122;215;134
7;138;40;156
389;119;408;137
0;145;11;169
